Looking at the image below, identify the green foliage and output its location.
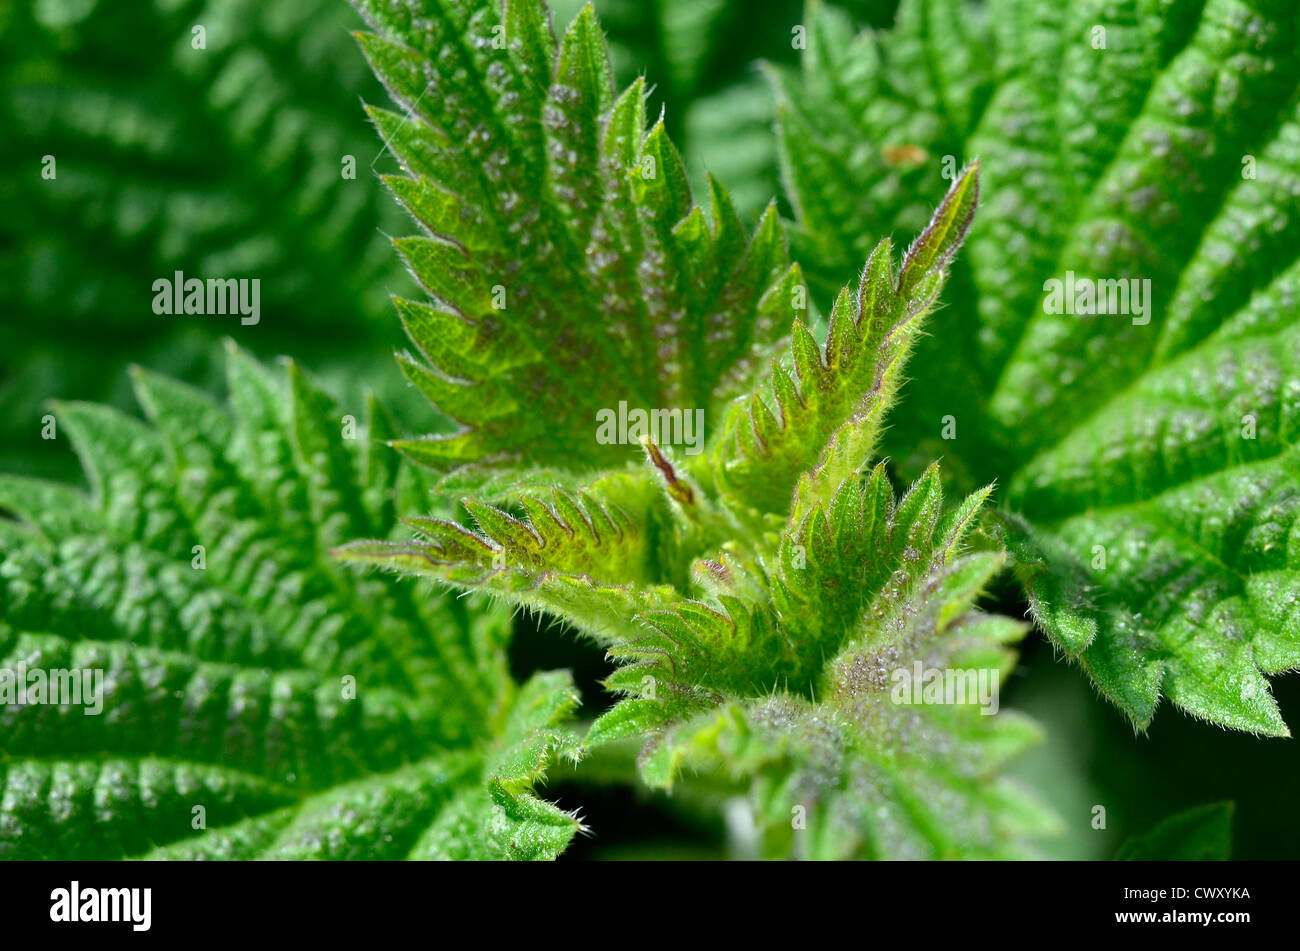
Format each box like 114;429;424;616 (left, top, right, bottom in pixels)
775;0;1300;735
1116;802;1234;861
0;0;417;479
352;0;806;477
343;12;1051;850
0;344;581;860
548;0;901;222
8;0;1284;862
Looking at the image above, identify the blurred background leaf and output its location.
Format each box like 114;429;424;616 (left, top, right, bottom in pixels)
1115;802;1234;861
0;0;432;478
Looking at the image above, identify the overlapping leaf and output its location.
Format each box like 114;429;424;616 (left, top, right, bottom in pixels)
341;155;979;632
0;344;580;859
777;0;1300;733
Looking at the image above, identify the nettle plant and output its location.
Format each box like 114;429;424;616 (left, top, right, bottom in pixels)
1;0;1294;860
339;0;1051;859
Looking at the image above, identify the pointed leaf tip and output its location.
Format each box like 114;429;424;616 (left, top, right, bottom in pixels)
897;160;979;297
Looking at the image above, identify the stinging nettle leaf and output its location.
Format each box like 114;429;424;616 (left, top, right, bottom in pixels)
777;0;1300;735
347;65;1053;853
0;343;581;860
352;0;803;482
